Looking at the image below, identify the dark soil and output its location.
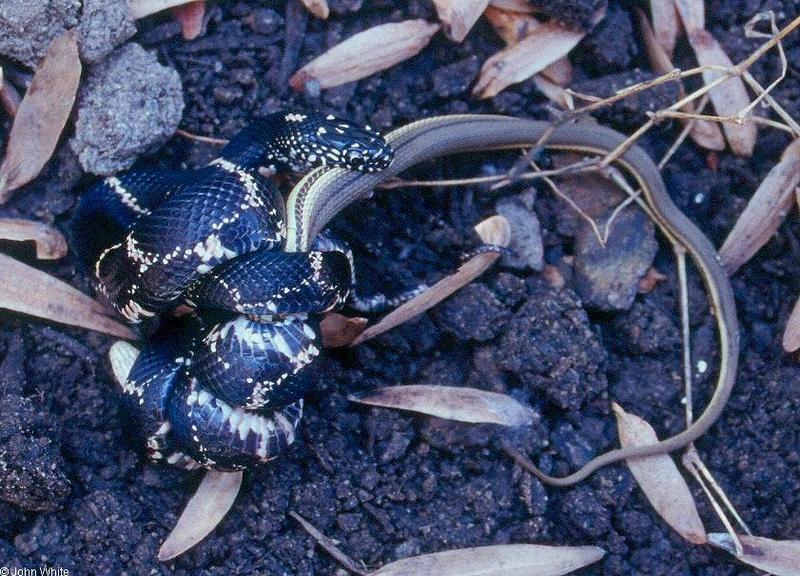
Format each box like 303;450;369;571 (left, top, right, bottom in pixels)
1;1;800;574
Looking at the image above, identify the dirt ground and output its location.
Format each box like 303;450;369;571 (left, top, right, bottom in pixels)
1;1;800;575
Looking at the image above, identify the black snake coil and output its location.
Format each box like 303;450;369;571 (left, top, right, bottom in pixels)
71;111;393;470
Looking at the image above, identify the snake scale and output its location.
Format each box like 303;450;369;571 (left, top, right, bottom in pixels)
75;112;739;484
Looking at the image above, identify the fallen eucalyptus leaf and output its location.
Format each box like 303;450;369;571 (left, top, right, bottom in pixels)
290;511;368;576
352;215;510;345
320;312;367;348
484;6;573;86
489;0;536;13
649;0;680;57
719;138;800;275
290;20;440;92
128;0;198;19
158;470;243;561
432;0;490;42
473;21;584;98
613;403;707;544
170;0;206;40
783;293;800;352
0;218;68;259
0;32;81;203
301;0;329;19
687;28;757;157
0;253;135;339
673;0;705;33
708;533;800;576
370;544;605;576
349;385;536;426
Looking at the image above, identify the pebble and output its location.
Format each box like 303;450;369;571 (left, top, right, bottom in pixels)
0;0;79;66
496;190;545;271
77;0;136;63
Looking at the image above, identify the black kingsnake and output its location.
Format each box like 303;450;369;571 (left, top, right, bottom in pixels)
71;111;394;471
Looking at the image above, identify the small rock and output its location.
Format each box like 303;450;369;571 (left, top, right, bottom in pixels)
572;3;637;72
527;0;607;32
496;190;545;271
610;300;681;355
0;433;70;512
336;512;363;533
550;423;596;469
561;485;612;538
71;43;184;175
0;0;80;66
434;284;511;342
247;8;283;35
432;55;480;99
573;207;658;311
77;0;137;63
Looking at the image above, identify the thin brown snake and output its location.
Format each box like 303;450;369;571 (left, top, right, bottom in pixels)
285;115;739;487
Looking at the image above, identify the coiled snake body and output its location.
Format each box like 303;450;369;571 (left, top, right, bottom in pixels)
72;111;393;470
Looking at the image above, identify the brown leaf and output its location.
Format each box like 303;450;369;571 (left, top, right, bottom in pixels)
301;0;330;19
782;292;800;352
0;253;135;339
432;0;490;42
0;218;67;259
0;32;81;203
473;21;584;98
320;312;367;348
687;29;757;157
649;0;681;57
170;0;206;40
128;0;199;19
719;138;800;275
636;8;724;151
708;533;800;576
489;0;536;13
484;7;573;86
673;0;705;33
290;20;440;92
158;470;243;561
352;215;510;345
370;544;605;576
613;403;707;544
349;385;537;426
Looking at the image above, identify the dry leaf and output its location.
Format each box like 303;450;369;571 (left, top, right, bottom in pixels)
370;544;605;576
783;293;800;352
158;470;243;561
473;21;584;98
719;138;800;274
290;512;368;576
483;7;573;86
687;29;757;157
352;215;510;345
0;218;67;259
170;0;206;40
489;0;536;13
0;253;135;339
533;75;570;108
636;8;724;151
432;0;490;42
290;20;440;92
349;385;536;426
302;0;330;19
320;312;367;348
613;403;707;545
0;32;81;203
708;533;800;576
649;0;680;57
673;0;705;33
128;0;199;19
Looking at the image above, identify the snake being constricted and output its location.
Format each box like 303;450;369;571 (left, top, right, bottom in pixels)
74;113;739;484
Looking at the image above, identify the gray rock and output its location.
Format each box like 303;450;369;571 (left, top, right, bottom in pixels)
573;207;658;311
496;190;544;271
434;284;511;342
0;0;80;66
71;43;184;175
78;0;137;64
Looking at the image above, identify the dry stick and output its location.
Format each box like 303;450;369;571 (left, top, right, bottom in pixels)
683;447;753;536
654;110;794;133
289;511;368;576
742;71;800;134
175;128;228;146
658;95;712;169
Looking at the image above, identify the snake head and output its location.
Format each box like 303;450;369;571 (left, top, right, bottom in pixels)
281;112;394;173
